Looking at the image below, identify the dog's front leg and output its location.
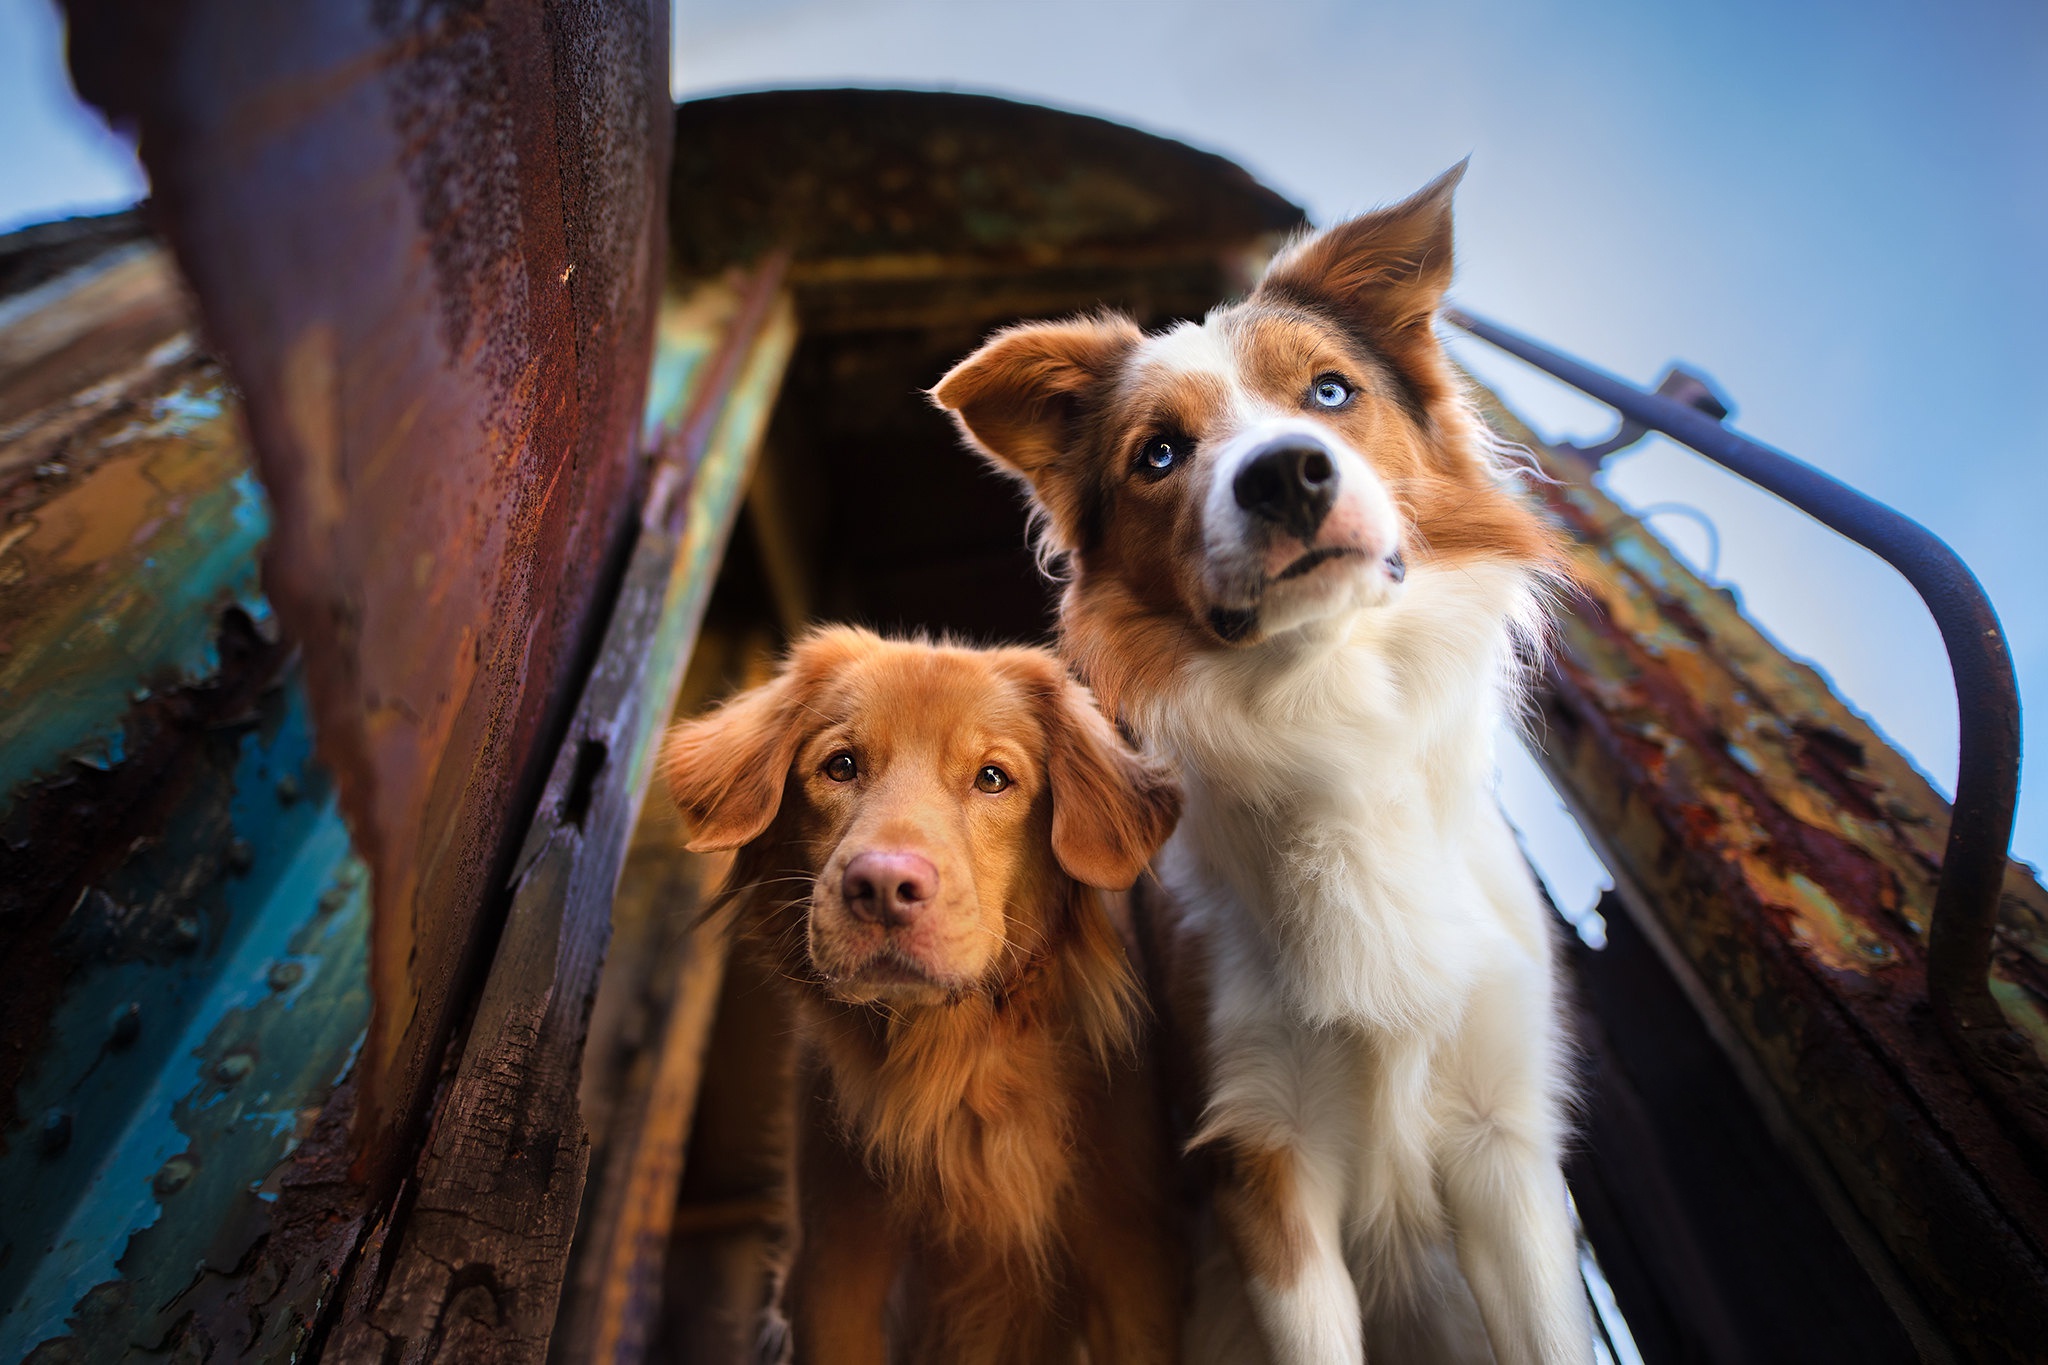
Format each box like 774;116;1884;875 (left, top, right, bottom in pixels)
786;1073;904;1365
1212;1136;1362;1365
1438;1018;1591;1364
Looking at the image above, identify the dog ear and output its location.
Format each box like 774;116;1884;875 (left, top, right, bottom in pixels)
929;314;1140;546
660;627;866;853
660;675;805;852
1255;160;1465;338
1032;665;1182;890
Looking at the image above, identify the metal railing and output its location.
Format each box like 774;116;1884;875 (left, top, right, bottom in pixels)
1446;308;2036;1147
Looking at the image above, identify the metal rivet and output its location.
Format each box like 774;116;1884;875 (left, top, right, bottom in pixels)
154;1155;197;1196
267;961;304;992
225;838;255;873
215;1052;255;1084
40;1108;72;1155
276;774;300;805
317;888;348;914
109;1002;142;1048
335;859;364;888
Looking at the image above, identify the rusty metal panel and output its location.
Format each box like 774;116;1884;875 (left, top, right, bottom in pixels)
63;0;675;1167
326;267;796;1365
673;90;1305;334
1469;391;2048;1360
0;226;375;1362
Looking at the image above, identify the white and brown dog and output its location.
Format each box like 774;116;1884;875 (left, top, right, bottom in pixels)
933;165;1590;1365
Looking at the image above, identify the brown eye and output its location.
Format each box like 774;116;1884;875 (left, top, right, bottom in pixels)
974;765;1010;794
825;752;857;782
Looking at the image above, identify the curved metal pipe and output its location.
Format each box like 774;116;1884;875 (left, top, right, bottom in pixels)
1446;308;2034;1136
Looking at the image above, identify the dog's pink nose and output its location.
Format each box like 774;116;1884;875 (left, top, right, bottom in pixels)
841;851;938;927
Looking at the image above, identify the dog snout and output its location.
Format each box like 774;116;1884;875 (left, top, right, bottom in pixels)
841;850;938;928
1233;438;1337;541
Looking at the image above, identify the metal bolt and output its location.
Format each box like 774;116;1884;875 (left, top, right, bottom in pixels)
109;1002;141;1049
215;1052;255;1085
154;1154;197;1196
225;838;255;873
267;961;304;992
40;1108;72;1155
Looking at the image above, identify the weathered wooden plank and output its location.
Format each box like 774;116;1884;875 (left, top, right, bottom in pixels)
1469;390;2048;1361
552;857;731;1365
325;268;795;1365
64;0;676;1170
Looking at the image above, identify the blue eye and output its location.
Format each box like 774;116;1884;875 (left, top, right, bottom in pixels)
1312;376;1352;408
1138;435;1185;477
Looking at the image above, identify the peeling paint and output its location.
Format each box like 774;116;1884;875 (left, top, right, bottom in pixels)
0;678;369;1362
1469;383;2048;1357
0;368;269;818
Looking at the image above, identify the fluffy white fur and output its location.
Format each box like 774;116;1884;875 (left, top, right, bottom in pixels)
1147;559;1589;1365
930;169;1593;1364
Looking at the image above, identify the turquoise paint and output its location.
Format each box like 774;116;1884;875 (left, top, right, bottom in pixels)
0;676;370;1360
639;326;719;451
0;431;274;822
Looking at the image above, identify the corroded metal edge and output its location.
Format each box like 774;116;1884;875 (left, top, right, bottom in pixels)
63;0;676;1175
1470;387;2048;1360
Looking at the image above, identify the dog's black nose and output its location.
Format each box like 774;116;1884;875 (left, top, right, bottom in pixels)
1233;439;1337;541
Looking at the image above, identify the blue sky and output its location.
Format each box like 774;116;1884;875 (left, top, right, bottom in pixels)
3;0;2042;911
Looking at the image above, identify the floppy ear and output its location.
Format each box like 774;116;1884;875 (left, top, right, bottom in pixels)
1254;160;1465;339
660;627;869;852
929;314;1140;547
660;674;806;853
1037;670;1182;891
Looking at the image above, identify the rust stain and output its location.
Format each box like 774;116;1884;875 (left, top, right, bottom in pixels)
1468;380;2048;1356
64;0;676;1177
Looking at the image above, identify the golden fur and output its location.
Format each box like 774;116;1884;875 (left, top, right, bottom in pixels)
662;628;1185;1364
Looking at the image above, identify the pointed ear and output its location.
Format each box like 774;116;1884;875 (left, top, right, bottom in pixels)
929;314;1140;545
1255;160;1466;336
659;627;868;853
1023;662;1181;891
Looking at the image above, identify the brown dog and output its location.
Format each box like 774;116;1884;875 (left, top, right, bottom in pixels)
662;627;1184;1365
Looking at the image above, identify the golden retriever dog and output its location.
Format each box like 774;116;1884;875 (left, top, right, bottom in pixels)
662;627;1185;1365
933;166;1591;1365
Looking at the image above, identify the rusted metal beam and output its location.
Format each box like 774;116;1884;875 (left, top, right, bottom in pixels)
325;266;795;1365
673;90;1305;335
1466;386;2048;1361
1453;311;2035;1168
64;0;677;1177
